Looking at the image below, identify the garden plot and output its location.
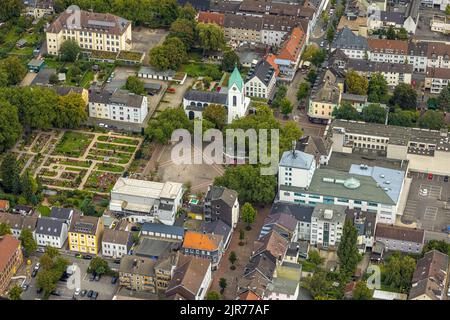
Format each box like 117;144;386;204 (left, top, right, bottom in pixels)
52;131;95;158
84;171;122;193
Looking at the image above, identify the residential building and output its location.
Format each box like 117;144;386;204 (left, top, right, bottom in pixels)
261;15;304;47
346;59;413;87
0;235;23;295
155;252;179;292
310;204;346;249
197;11;225;26
425;67;450;94
46;9;132;55
140;223;184;241
244;60;277;100
409;250;449;300
102;228;132;258
430;15;450;34
340;93;368;112
278;149;316;191
328;119;450;175
182;231;224;269
204;185;239;228
296;135;333;166
49;207;74;225
269;202;314;241
427;42;450;69
368;0;420;34
88;88;148;124
273;26;307;82
244;250;277;284
55;86;89;105
368;39;408;64
331;27;369;60
35;217;68;248
68;214;103;254
200;220;232;249
119;255;156;292
253;230;289;262
109;178;184;225
308;69;342;122
25;0;55;19
0;212;38;239
259;213;299;242
12;205;34;216
223;13;262;44
337;15;368;37
375;224;425;253
183;66;250;124
407;41;428;73
265;262;301;300
165;255;212;300
346;209;377;252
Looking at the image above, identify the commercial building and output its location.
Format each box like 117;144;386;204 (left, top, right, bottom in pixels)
109;178;183;225
46;9;132;55
0;235;23;295
329;119;450;175
88;88;148;124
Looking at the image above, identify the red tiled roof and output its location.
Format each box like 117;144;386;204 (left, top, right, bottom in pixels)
237;290;262;300
0;234;20;272
367;39;408;54
197;11;225;26
265;54;280;76
0;200;9;210
277;27;306;62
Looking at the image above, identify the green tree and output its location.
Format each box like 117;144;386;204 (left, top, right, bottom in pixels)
124;76;146;95
0;56;27;85
386;26;396;40
446;4;450;15
390;83;417;110
203;104;228;130
368;73;389;103
388;109;418;127
197;23;226;52
383;253;416;293
206;291;221;300
0;0;22;21
0;223;12;236
353;281;372;300
302;45;325;66
229;251;237;266
337;220;361;280
362;103;387;124
271;85;288;109
149;37;187;70
8;285;23;300
221;49;241;72
169;18;197;49
59;39;81;62
307;250;325;271
436;84;450;111
20;170;38;205
321;11;330;24
302;270;332;299
418;110;446;130
296;82;310;101
88;257;110;276
241;202;257;228
0;153;21;194
178;3;197;21
333;102;361;120
145;107;192;144
219;278;227;291
306;69;317;84
54;93;87;129
326;27;335;44
280;98;293;117
345;70;368;95
0;99;22;152
422;240;450;256
44;246;60;259
214;165;277;204
19;229;37;257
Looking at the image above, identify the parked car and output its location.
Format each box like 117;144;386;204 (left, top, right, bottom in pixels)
87;290;94;298
113;259;121;264
36;287;43;294
83;255;93;260
37;247;45;253
444;175;449;182
21;283;29;291
94;274;101;281
89;273;96;281
428;173;433;180
31;269;38;278
80;290;87;297
50;290;62;296
91;291;99;300
419;188;428;197
111;276;118;284
34;262;40;271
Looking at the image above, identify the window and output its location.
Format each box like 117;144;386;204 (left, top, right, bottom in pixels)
233;95;237;106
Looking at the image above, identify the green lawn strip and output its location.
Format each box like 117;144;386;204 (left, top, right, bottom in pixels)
94;142;136;153
65;167;84;172
95;163;125;173
37;205;51;216
96;135;139;145
53;131;94;157
59;159;91;168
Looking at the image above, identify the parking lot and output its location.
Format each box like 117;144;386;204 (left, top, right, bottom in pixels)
131;28;168;65
402;171;450;233
20;252;119;300
413;6;450;41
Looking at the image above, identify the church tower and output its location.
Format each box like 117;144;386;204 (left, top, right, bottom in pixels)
227;66;248;124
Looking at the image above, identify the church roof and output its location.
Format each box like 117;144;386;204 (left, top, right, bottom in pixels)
228;66;244;91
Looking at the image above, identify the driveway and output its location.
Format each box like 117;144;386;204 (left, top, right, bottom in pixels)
132;28;168;65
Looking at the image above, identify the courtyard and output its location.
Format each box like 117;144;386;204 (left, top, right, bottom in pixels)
11;129;143;194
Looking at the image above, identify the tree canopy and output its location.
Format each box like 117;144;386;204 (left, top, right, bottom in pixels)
124;76;146;95
390;83;417;110
345;70;368;95
60;39;81;62
197;22;226;52
418;110;446;130
337;220;361;280
149;37;187;70
332;102;361;121
145;107;192;144
368;73;389;103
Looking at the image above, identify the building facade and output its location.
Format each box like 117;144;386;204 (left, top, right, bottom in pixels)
0;235;23;295
102;229;132;258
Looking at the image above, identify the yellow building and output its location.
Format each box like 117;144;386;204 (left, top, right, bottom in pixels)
68;214;104;255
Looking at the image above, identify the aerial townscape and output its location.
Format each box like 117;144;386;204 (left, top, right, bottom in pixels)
1;0;450;304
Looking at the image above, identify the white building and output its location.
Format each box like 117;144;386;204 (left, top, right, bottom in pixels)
25;0;54;19
368;39;408;64
46;9;132;56
425;67;450;94
109;178;184;225
347;59;413;87
421;0;450;11
407;42;428;73
331;27;370;60
427;42;450;69
244;60;277;100
278;150;316;189
430;15;450;34
88;88;148;124
101;228;132;258
183;66;250;124
35;217;68;249
310;204;346;249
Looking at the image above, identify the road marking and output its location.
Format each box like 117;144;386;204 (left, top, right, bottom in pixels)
424;207;438;221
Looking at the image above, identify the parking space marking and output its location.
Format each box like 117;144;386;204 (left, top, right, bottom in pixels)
424;207;438;221
419;184;442;198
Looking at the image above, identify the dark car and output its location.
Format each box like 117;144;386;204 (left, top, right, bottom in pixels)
94;274;101;281
50;290;62;296
87;290;94;298
31;269;38;278
80;290;87;297
111;276;118;284
36;287;43;294
83;255;93;260
89;273;96;281
91;291;98;300
445;176;449;182
130;226;140;232
113;259;121;264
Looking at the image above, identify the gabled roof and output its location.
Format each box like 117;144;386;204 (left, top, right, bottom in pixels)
103;228;132;246
50;207;74;220
332;27;369;51
205;185;238;208
197;11;225;26
184;90;228;105
375;224;424;243
270;202;314;223
276;27;305;62
36;217;66;237
0;234;21;272
200;220;231;240
367;39;408;54
253;230;289;259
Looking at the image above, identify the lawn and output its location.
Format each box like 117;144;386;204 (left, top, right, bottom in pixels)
94;142;136;153
95;163;125;173
84;171;120;193
37;205;51;216
53;131;94;157
181;63;222;80
97;135;139;145
80;70;94;88
60;159;91;168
